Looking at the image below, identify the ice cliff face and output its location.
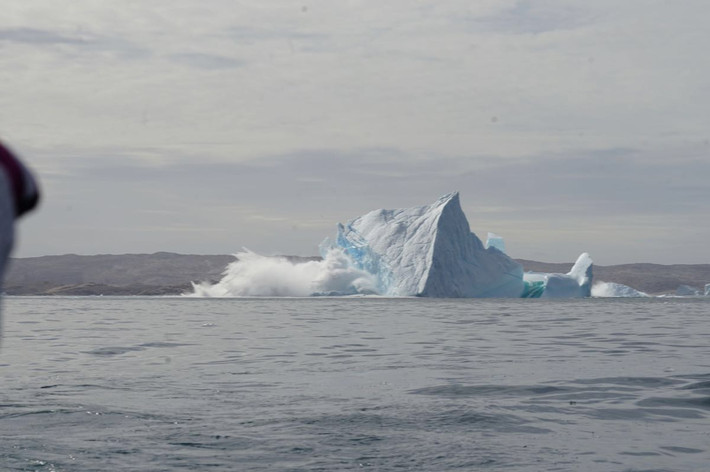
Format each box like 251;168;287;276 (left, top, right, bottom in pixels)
325;192;525;297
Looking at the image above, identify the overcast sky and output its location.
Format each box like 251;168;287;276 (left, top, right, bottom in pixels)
1;0;708;264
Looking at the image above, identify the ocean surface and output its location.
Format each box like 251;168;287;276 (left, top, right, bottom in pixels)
1;297;709;471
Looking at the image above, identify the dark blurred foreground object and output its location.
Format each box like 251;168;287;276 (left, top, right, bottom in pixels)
0;142;39;217
0;141;40;293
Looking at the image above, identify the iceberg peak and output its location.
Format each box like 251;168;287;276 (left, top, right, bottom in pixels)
329;192;525;297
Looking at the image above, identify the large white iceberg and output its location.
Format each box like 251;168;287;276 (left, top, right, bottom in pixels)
324;192;594;298
325;192;581;298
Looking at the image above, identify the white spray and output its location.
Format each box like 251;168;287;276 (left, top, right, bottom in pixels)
189;248;378;297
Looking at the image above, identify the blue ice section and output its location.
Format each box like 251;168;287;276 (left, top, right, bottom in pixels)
323;224;393;295
521;280;546;298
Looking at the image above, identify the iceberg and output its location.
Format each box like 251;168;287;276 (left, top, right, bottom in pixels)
676;284;701;296
706;283;710;297
521;253;593;298
324;192;526;297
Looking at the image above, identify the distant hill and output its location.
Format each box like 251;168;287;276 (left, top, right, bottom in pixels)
2;252;708;296
3;252;236;296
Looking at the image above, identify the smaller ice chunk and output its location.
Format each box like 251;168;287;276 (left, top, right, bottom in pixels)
485;232;507;254
592;282;648;298
523;253;593;298
676;285;701;296
705;283;710;297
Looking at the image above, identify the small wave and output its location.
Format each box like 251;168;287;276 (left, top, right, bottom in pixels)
83;342;193;357
409;383;574;398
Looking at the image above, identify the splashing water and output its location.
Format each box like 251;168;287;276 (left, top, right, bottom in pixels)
591;281;649;298
189;248;378;297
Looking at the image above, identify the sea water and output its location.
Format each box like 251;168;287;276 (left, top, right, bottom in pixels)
1;297;709;471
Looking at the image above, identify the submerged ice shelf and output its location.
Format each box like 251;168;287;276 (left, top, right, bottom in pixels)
192;192;597;298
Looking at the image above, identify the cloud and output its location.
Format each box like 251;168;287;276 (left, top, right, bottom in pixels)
463;0;595;35
0;27;87;45
227;26;327;42
49;142;709;223
168;53;244;70
0;26;149;59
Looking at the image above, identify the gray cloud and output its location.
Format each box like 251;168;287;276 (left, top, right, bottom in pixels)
227;26;326;42
169;53;245;70
0;26;149;59
52;144;709;226
0;27;87;45
465;1;595;35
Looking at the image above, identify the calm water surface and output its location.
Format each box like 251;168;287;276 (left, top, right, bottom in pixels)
1;297;709;471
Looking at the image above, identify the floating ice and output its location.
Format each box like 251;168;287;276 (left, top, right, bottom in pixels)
706;283;710;297
676;284;701;296
592;282;648;298
325;192;525;297
522;253;593;298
